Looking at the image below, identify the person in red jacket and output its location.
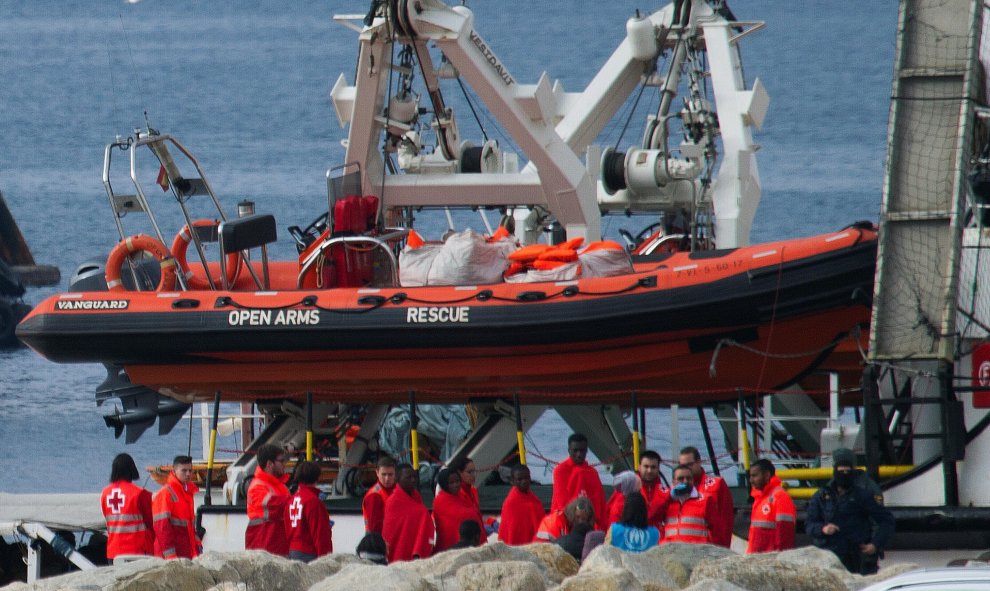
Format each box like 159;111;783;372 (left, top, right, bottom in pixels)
432;467;484;552
382;463;435;562
101;453;155;561
747;459;796;553
498;465;545;545
604;470;642;526
639;451;670;530
152;455;200;559
661;463;718;545
449;456;481;511
245;444;290;556
362;456;396;534
679;446;733;547
551;433;606;530
286;461;333;562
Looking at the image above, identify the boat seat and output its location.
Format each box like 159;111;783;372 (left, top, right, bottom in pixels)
219;214;277;290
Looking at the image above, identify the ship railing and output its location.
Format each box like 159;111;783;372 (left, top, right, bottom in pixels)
102;130;232;291
296;228;408;289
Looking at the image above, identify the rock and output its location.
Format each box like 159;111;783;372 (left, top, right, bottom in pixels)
195;550;322;590
652;543;736;587
518;543;578;583
455;561;545;591
207;583;246;591
580;545;678;589
681;581;750;591
306;553;369;582
395;542;551;590
556;567;643;591
690;553;847;591
309;563;432;591
2;557;215;591
774;547;845;570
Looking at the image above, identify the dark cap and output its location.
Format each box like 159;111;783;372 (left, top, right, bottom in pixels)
832;447;856;468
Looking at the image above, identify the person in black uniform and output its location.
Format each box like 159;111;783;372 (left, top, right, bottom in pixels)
805;454;895;574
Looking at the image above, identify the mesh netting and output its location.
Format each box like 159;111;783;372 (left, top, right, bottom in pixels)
869;0;988;363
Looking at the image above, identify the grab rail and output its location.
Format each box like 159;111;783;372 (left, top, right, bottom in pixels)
296;229;409;289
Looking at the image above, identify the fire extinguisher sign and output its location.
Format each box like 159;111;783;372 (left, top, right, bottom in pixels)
972;343;990;408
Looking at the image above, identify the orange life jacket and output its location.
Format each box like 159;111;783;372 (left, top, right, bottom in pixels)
662;492;715;544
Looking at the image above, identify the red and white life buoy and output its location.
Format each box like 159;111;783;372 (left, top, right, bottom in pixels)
105;234;178;292
170;219;241;290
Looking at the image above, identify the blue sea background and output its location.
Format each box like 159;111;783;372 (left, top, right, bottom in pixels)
0;0;897;494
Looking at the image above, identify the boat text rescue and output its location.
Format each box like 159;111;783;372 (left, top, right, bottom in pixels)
228;309;320;326
406;306;470;323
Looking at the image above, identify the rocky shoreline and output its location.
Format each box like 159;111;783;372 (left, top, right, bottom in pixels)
3;543;922;591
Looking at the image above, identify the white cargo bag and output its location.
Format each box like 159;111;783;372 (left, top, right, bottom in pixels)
578;248;633;278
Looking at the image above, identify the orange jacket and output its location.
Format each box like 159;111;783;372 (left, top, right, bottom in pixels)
534;509;569;542
152;473;200;559
696;470;734;547
101;480;154;559
747;476;796;553
245;467;290;556
661;490;717;544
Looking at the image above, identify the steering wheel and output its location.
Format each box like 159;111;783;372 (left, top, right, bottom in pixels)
288;212;330;252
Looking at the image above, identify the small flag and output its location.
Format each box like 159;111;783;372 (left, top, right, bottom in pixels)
156;165;169;192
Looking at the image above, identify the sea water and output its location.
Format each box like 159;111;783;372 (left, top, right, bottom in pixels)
0;0;897;493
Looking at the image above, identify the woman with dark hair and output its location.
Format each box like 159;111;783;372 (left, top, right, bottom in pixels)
432;467;484;552
100;453;155;561
448;457;480;511
605;492;660;552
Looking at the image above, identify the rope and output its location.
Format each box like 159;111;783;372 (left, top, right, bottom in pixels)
709;326;862;379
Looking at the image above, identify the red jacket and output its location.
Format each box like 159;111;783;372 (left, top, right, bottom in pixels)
606;479;670;530
746;476;796;553
362;481;394;534
433;489;484;552
498;487;545;545
641;479;671;531
152;473;200;559
550;458;606;530
286;483;333;557
101;480;154;559
696;470;734;547
382;486;435;562
661;490;718;544
245;467;290;556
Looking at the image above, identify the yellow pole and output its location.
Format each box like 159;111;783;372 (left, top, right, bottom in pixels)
306;392;314;462
513;392;527;465
410;391;420;469
631;391;641;467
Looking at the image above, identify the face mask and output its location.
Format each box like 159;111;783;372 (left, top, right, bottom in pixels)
834;471;855;489
673;483;691;497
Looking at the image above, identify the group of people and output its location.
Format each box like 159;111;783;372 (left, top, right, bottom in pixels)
100;437;894;576
100;445;333;563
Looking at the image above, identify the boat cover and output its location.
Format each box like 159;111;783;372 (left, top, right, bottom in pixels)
0;493;104;535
